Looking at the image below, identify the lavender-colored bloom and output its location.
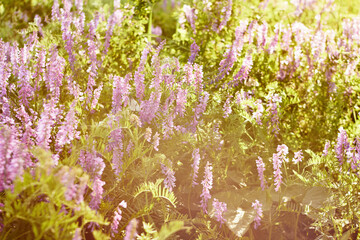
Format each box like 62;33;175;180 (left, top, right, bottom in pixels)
268;23;281;54
293;150;303;164
188;40;200;63
335;127;350;165
126;140;134;154
0;126;25;192
232;53;253;86
108;128;124;178
256;22;268;49
111;200;127;237
253;100;264;125
52;0;60;21
153;132;160;151
266;93;281;135
18;45;33;107
56;101;80;152
90;177;105;210
217;21;248;81
112;74;131;113
161;163;176;192
191;148;201;186
212;198;227;226
134;46;150;101
252;200;263;229
322;140;331;156
200;161;213;213
183;5;197;33
223;96;232;118
175;88;188;117
124;218;138;240
36;98;61;150
256;157;267;190
46;47;65;100
273;153;282;192
217;0;232;33
91;83;103;110
145;127;152;142
277;144;289;162
140;91;161;123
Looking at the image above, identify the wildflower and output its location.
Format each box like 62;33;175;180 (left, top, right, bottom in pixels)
252;200;263;229
322;140;330;156
188;40;200;63
253;100;264;125
256;157;267;190
124;218;138;240
112;74;131;113
293;150;303;164
232;53;253;86
175;88;188;117
153;132;160;151
191;148;201;186
0;126;25;192
273;153;282;192
56;101;80;152
145;127;152;142
200;161;213;213
111;200;127;237
161;163;176;192
223;96;232;118
89;177;105;210
139;91;161;124
277;144;289;162
217;0;232;33
213;198;227;226
183;5;197;33
216;21;248;82
335;127;350;165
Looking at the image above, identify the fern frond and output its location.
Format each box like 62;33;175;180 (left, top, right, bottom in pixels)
134;179;177;208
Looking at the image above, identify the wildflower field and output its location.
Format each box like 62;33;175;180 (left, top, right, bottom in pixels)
1;0;360;239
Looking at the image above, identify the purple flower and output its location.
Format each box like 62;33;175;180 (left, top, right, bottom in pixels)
89;177;105;210
153;132;160;151
175;88;188;117
144;127;152;142
161;163;176;192
124;218;138;240
56;101;80;152
183;5;197;33
111;200;127;237
188;40;200;63
273;153;282;192
293;150;303;164
256;157;267;190
191;148;201;186
200;161;213;213
213;198;227;226
223;96;232;118
134;46;150;101
252;200;263;229
52;0;60;21
277;144;289;163
0;126;25;192
232;53;253;86
266;93;282;135
216;20;248;82
46;47;65;100
252;100;264;125
322;140;330;156
217;0;232;33
112;74;131;113
335;127;350;165
139;91;161;124
36;98;61;151
90;83;103;110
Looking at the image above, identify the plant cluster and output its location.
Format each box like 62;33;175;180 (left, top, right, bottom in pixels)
0;0;360;239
